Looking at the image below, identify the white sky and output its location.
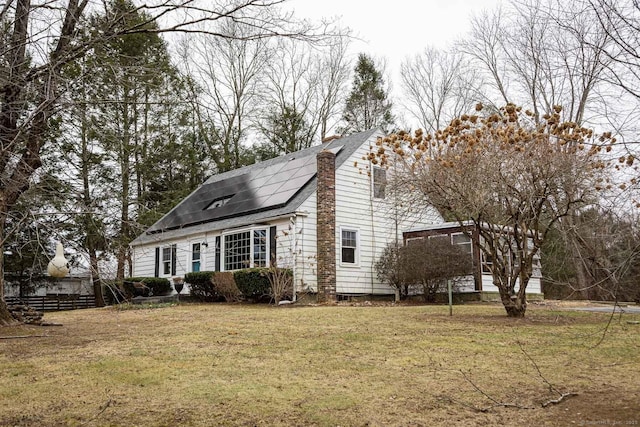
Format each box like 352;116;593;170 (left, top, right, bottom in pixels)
291;0;502;65
288;0;503;124
290;0;502;58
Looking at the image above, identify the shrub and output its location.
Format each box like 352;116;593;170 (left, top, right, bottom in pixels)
265;267;293;304
375;242;405;298
212;272;241;302
123;277;172;297
234;268;272;302
401;239;473;302
103;281;127;305
375;240;474;302
185;271;222;302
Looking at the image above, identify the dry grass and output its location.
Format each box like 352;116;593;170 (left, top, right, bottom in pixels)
1;302;639;426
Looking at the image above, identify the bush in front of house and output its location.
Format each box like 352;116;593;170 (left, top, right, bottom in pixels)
185;271;221;302
265;267;293;304
213;272;241;302
122;277;172;297
375;240;473;302
233;268;272;302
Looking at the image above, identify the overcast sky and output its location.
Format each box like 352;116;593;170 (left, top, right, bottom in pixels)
289;0;502;65
287;0;502;125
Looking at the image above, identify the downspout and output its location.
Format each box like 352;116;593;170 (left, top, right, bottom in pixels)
369;166;376;295
298;213;305;301
291;211;309;302
291;214;298;303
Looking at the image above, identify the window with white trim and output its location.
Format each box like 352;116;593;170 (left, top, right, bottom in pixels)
192;243;201;272
481;252;493;274
406;236;424;246
161;244;176;276
452;232;473;257
253;229;267;267
223;228;269;271
373;166;387;199
428;234;450;244
341;228;359;265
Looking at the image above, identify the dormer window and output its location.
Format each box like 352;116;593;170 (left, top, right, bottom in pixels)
207;195;234;210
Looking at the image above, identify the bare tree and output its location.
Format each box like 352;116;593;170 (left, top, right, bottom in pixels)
0;0;334;324
460;0;613;125
372;104;612;317
315;35;352;140
177;20;269;172
459;0;626;303
400;47;484;134
256;33;351;155
459;8;512;107
588;0;640;101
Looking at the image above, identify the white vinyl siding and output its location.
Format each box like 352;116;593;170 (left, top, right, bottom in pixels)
334;131;443;295
131;244;157;278
295;194;318;293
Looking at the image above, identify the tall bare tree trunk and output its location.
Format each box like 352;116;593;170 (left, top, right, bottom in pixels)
89;248;105;307
0;209;15;325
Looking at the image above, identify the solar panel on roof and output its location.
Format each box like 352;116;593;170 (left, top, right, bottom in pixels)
263;189;298;207
148;151;319;232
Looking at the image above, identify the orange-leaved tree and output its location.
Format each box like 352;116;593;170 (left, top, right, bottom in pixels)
371;104;613;317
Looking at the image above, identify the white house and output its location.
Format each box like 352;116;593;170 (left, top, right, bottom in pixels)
130;129;441;299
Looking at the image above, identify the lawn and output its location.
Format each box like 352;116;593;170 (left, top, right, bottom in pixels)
1;302;639;426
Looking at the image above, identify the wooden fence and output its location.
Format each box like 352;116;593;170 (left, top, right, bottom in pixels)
5;294;96;312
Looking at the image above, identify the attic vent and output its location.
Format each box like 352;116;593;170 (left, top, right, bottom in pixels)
206;195;234;210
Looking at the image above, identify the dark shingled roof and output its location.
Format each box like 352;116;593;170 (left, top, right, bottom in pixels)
131;129;379;246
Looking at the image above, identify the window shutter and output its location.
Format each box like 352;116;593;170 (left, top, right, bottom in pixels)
154;247;160;277
171;244;177;276
215;236;221;271
269;226;277;265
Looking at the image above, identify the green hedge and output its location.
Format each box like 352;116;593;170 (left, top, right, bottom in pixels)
184;271;222;302
186;269;293;303
123;277;172;297
234;269;271;302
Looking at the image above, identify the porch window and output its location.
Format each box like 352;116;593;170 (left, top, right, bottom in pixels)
223;228;268;271
428;234;450;244
406;237;424;246
481;252;493;274
192;243;201;272
341;228;359;265
452;232;473;257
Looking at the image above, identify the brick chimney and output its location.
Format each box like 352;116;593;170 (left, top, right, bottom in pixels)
316;150;337;302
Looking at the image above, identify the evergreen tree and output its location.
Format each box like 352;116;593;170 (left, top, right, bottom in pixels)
341;54;395;134
256;105;314;160
70;0;203;279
